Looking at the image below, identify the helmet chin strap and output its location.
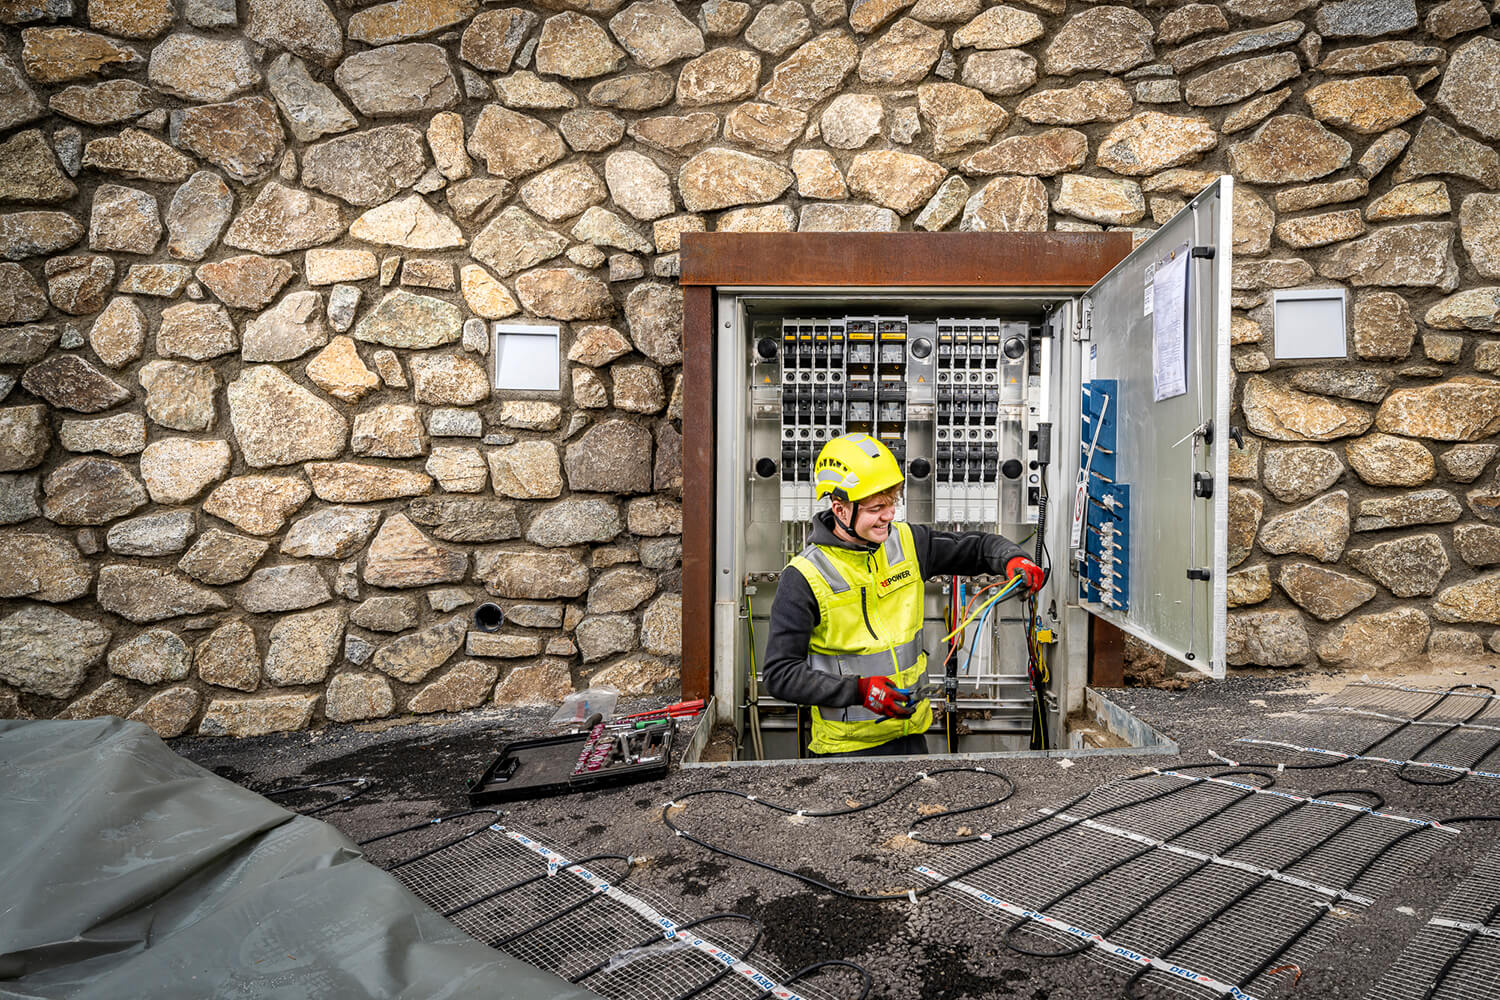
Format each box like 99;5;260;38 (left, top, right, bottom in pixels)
833;499;879;550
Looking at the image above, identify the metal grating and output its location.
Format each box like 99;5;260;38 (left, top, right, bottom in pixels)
1228;682;1500;784
368;815;869;1000
920;769;1455;1000
1366;848;1500;1000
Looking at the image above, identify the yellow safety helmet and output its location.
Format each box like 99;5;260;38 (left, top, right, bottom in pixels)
814;433;904;503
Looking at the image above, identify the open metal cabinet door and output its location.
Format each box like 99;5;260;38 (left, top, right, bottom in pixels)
1070;177;1232;678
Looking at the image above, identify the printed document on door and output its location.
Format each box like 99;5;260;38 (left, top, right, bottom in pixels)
1151;244;1189;402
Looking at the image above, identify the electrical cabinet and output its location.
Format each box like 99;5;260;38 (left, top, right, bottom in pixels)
708;179;1233;760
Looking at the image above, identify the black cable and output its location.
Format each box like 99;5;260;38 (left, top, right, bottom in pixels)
1029;777;1318;963
667;914;766;1000
1406;814;1500;1000
367;814;874;1000
1435;814;1500;826
1240;814;1436;997
259;776;376;815
1393;684;1499;786
357;808;502;847
387;815;503;871
441;851;631;920
1028;478;1050;751
663;766;1247;903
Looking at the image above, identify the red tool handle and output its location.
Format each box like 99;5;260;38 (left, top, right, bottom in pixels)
620;699;705;721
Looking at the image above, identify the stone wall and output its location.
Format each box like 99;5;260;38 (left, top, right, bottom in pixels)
0;0;1497;735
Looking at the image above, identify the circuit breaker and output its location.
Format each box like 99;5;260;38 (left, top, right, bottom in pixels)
755;312;1046;554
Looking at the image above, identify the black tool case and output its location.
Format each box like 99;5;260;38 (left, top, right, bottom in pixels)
468;723;676;805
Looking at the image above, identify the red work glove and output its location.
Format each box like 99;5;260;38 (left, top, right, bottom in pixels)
1006;555;1045;594
858;676;914;718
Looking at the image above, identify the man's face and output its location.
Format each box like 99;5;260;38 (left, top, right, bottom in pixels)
834;489;900;543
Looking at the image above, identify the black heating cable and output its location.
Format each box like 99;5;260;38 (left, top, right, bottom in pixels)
662;764;1258;903
1227;683;1499;787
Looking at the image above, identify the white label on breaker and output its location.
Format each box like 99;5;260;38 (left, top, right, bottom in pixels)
1143;260;1156;316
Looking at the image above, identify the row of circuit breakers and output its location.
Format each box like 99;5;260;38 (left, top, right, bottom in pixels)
754;315;1043;526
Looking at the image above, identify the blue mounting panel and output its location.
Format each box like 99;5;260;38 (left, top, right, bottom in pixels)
1079;380;1130;614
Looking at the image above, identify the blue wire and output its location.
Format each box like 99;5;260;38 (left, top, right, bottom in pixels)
960;591;1004;676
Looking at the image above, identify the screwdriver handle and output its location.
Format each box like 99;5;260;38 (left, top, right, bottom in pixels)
620;699;705;721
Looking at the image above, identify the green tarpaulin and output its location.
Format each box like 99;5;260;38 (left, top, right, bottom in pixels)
0;718;597;1000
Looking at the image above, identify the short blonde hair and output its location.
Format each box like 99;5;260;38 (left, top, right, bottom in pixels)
834;483;904;507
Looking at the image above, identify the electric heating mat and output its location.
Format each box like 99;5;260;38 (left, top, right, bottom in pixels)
920;769;1455;1000
1364;846;1500;1000
1226;681;1500;784
365;815;871;1000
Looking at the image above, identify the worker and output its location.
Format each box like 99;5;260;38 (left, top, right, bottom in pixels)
761;433;1045;757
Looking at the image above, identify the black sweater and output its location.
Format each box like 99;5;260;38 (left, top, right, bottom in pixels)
761;511;1030;708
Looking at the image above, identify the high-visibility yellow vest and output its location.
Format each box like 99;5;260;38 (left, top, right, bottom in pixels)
787;521;931;755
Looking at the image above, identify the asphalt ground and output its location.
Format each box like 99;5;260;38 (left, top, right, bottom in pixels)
174;663;1500;1000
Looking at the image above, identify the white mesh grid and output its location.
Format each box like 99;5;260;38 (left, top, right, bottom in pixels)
379;820;861;1000
923;771;1452;1000
1366;850;1500;1000
1232;683;1500;781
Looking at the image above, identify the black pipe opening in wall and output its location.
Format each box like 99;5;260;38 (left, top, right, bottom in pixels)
474;603;504;632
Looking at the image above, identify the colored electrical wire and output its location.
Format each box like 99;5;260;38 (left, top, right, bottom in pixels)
960;589;1003;677
1027;478;1052;750
746;591;765;761
940;574;1025;644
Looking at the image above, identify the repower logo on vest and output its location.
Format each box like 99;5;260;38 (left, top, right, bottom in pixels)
878;566;912;592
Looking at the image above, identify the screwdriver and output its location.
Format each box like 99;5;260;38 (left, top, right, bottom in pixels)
619;699;705;721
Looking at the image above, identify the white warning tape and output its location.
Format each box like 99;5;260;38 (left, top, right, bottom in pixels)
1306;705;1500;735
1038;810;1371;907
1430;917;1500;940
1350;680;1500;702
914;864;1260;1000
497;826;808;1000
1151;769;1460;833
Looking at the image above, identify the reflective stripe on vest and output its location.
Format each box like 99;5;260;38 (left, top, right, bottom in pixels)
797;545;851;594
882;531;907;568
811;635;924;723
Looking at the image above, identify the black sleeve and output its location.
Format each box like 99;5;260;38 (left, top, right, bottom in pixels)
760;570;861;708
910;522;1030;579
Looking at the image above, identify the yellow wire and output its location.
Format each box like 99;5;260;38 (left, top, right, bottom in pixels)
746;593;757;683
939;575;1024;644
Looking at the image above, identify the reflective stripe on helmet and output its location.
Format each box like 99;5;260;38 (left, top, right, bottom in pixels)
850;434;884;459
